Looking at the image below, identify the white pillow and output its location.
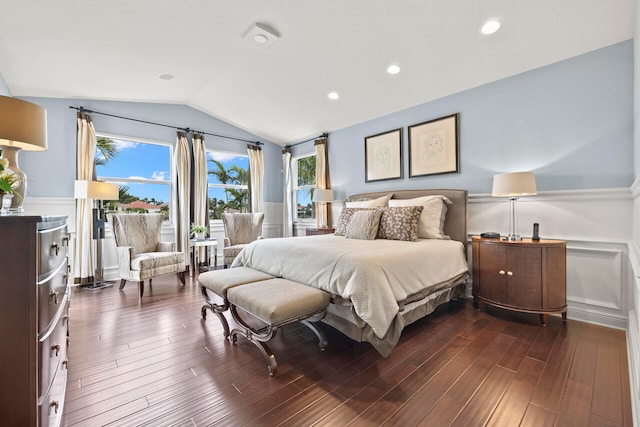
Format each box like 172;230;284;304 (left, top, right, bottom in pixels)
388;195;452;239
345;194;392;208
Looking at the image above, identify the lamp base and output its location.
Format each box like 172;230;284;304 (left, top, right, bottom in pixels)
81;281;114;291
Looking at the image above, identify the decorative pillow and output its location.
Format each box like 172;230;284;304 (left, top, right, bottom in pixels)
335;207;376;235
388;196;452;239
345;209;383;240
376;206;424;241
345;194;393;208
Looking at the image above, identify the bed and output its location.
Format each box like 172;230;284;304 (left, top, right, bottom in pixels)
232;189;469;356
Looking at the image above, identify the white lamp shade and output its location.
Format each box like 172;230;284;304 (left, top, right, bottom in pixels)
74;180;119;200
0;96;47;151
312;189;334;203
492;172;537;197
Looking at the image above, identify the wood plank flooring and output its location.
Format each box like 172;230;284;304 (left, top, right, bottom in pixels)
63;273;633;426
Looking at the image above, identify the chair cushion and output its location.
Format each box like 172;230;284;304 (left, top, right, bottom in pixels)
198;267;275;298
130;252;184;271
227;278;330;325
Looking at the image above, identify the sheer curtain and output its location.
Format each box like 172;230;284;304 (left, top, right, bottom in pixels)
192;133;209;261
174;131;191;268
282;148;293;237
315;137;331;227
247;144;263;213
74;111;97;285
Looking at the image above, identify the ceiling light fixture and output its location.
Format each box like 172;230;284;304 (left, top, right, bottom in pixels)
242;23;280;47
158;74;174;80
327;92;339;100
387;64;401;75
481;19;502;35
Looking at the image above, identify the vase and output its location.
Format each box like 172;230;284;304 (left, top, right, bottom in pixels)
195;231;206;241
1;193;13;214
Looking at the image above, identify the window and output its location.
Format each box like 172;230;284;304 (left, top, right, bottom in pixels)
293;153;316;221
95;134;171;219
207;150;249;219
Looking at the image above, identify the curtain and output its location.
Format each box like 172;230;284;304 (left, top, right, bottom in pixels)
73;112;97;284
315;137;331;227
282;148;293;237
247;144;264;213
192;133;209;261
174;131;191;268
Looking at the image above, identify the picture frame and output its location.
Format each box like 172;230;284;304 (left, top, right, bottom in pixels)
364;128;403;183
408;113;459;178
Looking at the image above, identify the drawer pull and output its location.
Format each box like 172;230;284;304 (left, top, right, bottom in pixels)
63;235;70;247
50;290;59;305
63;360;68;369
51;243;60;256
50;400;59;414
499;270;505;275
62;314;69;325
507;271;514;276
51;344;60;357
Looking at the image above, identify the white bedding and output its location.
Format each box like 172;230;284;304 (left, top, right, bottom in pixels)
231;234;469;341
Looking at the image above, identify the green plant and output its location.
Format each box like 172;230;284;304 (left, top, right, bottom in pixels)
190;224;207;234
0;158;18;196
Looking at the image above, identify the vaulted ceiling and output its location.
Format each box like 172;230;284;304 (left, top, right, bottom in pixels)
0;0;634;145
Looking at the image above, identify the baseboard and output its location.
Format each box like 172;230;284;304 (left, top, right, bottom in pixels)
566;305;628;330
628;310;639;427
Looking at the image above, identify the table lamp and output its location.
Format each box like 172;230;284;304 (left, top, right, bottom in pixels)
75;180;119;288
312;188;334;229
492;171;537;241
0;96;47;213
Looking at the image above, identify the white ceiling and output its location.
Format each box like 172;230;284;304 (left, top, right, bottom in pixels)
0;0;634;145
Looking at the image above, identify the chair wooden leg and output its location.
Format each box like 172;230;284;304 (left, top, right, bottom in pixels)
119;279;127;290
178;271;185;285
149;278;152;288
138;281;144;298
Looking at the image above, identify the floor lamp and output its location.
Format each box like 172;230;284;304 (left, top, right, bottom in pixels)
0;96;48;213
312;189;334;229
74;180;119;289
492;171;537;241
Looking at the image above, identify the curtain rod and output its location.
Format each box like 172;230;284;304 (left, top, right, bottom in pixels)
284;132;328;149
69;106;262;145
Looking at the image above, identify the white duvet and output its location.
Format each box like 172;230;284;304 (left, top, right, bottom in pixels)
231;234;469;340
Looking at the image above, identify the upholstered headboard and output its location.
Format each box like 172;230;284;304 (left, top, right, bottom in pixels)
347;189;469;252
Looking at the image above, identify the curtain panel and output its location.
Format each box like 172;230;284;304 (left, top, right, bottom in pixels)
73;112;97;284
282;148;293;237
247;144;264;213
192;133;209;261
174;131;191;268
315;138;331;227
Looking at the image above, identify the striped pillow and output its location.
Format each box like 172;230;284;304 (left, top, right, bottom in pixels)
345;209;383;240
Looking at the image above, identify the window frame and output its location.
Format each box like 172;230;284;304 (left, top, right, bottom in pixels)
95;132;174;222
205;149;250;221
292;152;317;224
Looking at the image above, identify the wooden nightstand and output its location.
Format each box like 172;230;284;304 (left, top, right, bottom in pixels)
472;236;567;325
305;227;335;236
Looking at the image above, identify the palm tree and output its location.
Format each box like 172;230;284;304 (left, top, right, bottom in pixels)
208;159;232;202
95;137;119;166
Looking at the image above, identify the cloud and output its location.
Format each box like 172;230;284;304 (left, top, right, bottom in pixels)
112;139;138;150
207;151;245;162
151;171;169;181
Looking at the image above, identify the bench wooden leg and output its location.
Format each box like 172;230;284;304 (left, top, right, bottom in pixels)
229;305;279;376
200;286;231;338
301;313;328;350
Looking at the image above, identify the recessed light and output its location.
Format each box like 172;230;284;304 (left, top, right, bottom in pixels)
481;19;501;35
242;23;280;47
158;74;174;80
387;64;401;75
327;92;339;100
254;34;269;44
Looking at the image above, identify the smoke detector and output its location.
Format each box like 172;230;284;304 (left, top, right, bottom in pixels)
242;23;280;47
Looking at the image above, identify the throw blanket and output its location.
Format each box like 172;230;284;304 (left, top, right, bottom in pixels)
232;235;468;342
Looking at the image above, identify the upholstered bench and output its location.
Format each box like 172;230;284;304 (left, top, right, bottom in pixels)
227;278;331;376
199;267;275;337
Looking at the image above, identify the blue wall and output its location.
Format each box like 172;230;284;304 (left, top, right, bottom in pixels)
17;97;283;201
317;40;633;202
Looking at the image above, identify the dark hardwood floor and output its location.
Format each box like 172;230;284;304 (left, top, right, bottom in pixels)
63;272;633;426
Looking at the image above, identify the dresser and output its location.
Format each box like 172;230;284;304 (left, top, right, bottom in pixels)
0;215;70;426
472;236;567;325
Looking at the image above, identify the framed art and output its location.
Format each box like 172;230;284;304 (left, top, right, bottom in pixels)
408;113;459;177
364;128;402;182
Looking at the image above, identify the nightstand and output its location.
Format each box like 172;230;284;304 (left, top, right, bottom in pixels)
472;236;567;325
305;227;335;236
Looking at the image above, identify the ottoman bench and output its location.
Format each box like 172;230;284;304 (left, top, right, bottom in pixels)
227;278;331;376
199;267;275;337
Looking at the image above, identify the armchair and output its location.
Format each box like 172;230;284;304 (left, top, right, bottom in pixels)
222;212;265;268
111;213;186;298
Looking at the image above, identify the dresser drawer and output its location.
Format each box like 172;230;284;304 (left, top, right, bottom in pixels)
38;298;69;400
38;358;67;427
38;259;69;332
38;224;69;279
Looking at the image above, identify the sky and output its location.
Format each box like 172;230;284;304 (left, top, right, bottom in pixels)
96;137;249;204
